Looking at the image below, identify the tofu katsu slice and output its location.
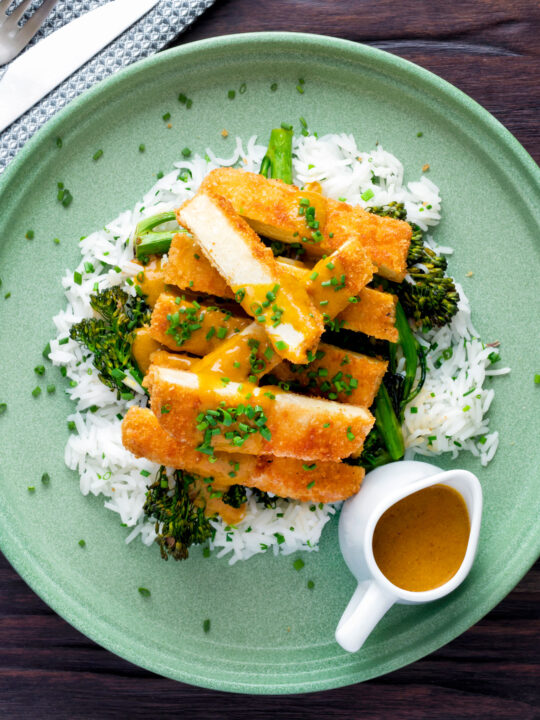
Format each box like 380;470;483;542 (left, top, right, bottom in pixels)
305;239;376;320
339;286;398;342
164;231;235;299
278;259;398;342
177;189;324;363
150;341;384;410
272;343;387;408
122;407;364;503
143;365;374;461
149;291;251;355
163;233;397;341
199;167;411;281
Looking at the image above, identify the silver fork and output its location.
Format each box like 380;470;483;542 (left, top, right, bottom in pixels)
0;0;58;66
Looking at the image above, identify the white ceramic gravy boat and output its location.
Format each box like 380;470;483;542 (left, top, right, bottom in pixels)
335;460;482;653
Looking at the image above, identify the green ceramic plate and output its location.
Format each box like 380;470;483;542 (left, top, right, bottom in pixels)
0;33;538;694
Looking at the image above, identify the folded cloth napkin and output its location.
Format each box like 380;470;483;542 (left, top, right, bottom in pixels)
0;0;215;172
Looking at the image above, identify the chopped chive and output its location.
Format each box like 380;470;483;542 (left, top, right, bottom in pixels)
42;342;51;359
310;271;319;280
410;406;418;414
306;480;315;489
25;229;34;240
535;373;540;385
73;271;82;285
202;547;211;558
138;587;151;597
307;580;315;590
27;486;35;493
417;131;423;137
296;84;304;94
162;112;171;121
281;122;293;131
55;137;63;148
92;149;103;161
462;405;471;412
78;539;86;548
293;558;305;571
239;83;247;94
178;92;187;103
41;472;50;485
139;143;145;152
276;341;288;351
270;82;278;91
228;90;235;99
67;420;76;431
53;237;60;245
0;403;7;415
181;147;191;158
203;618;211;633
31;386;41;398
34;365;45;376
361;188;374;201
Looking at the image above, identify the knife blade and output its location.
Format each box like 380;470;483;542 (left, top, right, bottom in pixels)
0;0;159;133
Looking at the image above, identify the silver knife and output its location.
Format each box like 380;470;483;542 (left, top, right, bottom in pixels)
0;0;159;133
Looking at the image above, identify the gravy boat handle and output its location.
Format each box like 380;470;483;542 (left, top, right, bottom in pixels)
335;580;395;653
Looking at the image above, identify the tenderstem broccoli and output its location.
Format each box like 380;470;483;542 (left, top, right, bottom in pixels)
134;211;178;261
369;201;459;330
69;287;150;398
143;467;214;561
259;127;293;184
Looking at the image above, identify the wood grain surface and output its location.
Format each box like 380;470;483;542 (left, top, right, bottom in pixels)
1;0;538;717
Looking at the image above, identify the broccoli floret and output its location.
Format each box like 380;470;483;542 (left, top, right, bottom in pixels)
252;488;281;509
69;287;150;398
221;484;247;508
143;467;214;561
370;202;459;329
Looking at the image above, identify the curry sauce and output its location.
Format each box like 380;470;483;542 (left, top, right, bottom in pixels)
372;484;470;592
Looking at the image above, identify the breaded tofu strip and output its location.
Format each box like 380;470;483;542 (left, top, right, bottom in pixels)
339;286;398;342
278;260;398;342
163;233;397;342
305;239;376;319
199;168;411;281
122;407;364;502
164;232;235;299
143;365;374;461
177;189;324;363
149;349;195;371
272;343;387;408
150;292;251;355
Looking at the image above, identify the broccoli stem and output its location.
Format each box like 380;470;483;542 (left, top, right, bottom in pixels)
374;383;405;461
395;301;418;402
134;211;178;260
259;128;293;184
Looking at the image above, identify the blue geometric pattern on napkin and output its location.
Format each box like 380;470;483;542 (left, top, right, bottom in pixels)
0;0;215;172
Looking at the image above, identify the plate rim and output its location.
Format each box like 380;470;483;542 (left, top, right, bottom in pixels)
0;31;539;694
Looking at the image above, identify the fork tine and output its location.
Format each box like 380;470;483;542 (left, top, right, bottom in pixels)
14;0;57;46
0;0;13;28
3;0;33;27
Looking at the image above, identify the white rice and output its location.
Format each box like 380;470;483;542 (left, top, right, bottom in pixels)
48;132;508;564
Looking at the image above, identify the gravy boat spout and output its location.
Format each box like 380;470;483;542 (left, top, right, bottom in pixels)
335;460;482;653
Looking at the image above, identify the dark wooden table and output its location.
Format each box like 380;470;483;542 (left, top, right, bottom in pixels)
1;1;538;717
